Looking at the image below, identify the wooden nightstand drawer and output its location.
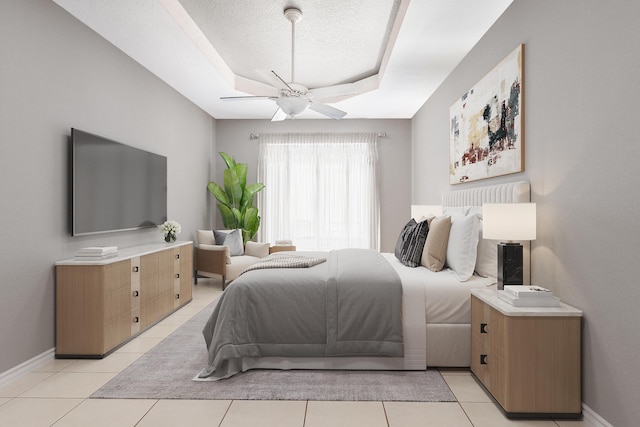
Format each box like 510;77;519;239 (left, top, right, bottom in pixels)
470;290;582;418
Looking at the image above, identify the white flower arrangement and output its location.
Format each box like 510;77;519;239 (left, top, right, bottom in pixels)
159;220;181;242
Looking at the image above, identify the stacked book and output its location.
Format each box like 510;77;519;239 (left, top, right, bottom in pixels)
75;246;118;261
498;285;561;307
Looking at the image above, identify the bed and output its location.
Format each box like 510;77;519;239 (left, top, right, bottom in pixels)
196;181;530;381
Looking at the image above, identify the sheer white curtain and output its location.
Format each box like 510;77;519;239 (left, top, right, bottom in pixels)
257;133;380;251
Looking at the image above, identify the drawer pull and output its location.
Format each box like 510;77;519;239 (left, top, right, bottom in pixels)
175;273;180;279
132;290;139;297
133;316;139;323
480;323;488;334
480;354;488;365
175;254;180;259
175;293;180;299
132;266;139;272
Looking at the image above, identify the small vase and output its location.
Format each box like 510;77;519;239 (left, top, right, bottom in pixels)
164;233;176;243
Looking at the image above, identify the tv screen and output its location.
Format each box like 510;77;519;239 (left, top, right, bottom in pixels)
71;128;167;236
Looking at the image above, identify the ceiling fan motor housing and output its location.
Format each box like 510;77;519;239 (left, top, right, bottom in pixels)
284;8;302;24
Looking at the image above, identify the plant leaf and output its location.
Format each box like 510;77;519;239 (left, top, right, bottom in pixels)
207;182;229;206
223;168;242;207
235;163;248;190
243;208;260;243
217;204;238;229
240;182;265;209
219;152;235;170
231;208;243;226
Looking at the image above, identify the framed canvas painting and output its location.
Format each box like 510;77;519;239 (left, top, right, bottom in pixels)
449;44;524;184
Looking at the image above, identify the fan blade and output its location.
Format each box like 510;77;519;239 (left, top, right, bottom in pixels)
309;83;357;102
309;102;346;120
220;95;273;101
271;108;288;122
256;69;293;92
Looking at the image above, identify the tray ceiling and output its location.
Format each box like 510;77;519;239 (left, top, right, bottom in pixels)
53;0;513;120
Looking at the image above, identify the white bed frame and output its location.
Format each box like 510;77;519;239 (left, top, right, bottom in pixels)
231;181;531;373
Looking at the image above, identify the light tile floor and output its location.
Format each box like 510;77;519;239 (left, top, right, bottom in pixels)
0;278;591;427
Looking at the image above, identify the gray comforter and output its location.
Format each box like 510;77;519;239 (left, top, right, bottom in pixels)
197;248;403;380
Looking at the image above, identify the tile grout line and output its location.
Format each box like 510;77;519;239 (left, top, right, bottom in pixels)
216;397;234;426
381;401;391;427
132;399;160;427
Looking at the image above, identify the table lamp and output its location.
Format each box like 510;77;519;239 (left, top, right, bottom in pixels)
482;203;536;290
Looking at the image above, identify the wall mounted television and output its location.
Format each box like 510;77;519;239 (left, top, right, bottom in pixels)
71;128;167;236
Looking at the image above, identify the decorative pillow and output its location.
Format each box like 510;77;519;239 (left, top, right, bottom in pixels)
421;216;452;272
445;213;481;281
395;219;417;260
475;222;498;278
245;241;270;258
197;229;215;246
396;219;429;268
213;229;244;256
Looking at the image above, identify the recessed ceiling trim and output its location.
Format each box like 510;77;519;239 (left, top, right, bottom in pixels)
159;0;234;86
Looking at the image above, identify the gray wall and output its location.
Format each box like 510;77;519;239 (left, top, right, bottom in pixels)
215;119;412;252
412;1;640;425
0;0;215;374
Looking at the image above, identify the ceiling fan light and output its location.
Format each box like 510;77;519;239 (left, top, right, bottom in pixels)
276;97;310;118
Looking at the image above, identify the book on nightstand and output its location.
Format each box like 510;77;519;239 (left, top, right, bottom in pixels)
499;286;560;307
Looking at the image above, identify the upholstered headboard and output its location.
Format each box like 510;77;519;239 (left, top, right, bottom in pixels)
443;180;531;284
441;181;530;206
411;181;531;284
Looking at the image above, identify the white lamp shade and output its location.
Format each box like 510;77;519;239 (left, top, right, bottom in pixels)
483;203;536;241
411;205;443;220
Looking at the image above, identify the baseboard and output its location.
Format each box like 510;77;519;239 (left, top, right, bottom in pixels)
582;403;613;427
0;348;55;388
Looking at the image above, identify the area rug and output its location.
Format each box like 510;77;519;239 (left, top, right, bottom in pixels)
91;299;456;402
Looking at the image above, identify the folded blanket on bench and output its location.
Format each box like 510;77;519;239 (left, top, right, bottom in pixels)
241;254;326;275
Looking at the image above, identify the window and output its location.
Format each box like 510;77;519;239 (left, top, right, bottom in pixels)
257;133;380;251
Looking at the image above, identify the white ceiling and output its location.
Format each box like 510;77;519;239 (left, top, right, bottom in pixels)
53;0;513;120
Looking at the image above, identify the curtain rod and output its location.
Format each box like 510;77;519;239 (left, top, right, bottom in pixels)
250;132;387;140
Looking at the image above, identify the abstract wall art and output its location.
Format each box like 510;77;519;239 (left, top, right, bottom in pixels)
449;44;524;184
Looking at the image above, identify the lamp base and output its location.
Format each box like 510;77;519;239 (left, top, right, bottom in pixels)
497;243;523;290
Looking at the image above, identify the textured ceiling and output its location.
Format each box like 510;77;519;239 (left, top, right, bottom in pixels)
180;0;402;88
52;0;513;120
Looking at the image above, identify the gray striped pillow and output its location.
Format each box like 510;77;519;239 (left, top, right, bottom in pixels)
395;219;429;267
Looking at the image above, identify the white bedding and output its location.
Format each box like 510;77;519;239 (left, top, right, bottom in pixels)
383;253;496;324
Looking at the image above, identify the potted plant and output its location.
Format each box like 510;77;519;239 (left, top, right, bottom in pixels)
207;152;265;243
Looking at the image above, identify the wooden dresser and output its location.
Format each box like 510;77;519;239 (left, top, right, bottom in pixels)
55;241;193;358
470;288;582;419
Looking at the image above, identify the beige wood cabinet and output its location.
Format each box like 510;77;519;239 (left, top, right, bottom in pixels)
55;241;193;358
470;289;582;418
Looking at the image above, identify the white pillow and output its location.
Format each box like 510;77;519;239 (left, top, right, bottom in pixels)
445;213;481;281
475;222;498;278
197;230;215;246
245;241;270;258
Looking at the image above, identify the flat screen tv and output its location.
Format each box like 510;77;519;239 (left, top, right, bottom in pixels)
71;128;167;236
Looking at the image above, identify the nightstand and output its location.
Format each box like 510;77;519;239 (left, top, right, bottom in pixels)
269;245;296;254
470;288;583;419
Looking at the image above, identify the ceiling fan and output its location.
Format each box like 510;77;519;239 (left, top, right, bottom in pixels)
220;7;355;121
